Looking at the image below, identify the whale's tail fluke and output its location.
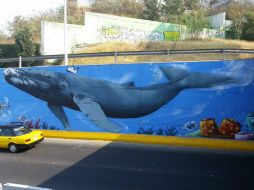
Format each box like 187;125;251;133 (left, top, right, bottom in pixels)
160;66;239;89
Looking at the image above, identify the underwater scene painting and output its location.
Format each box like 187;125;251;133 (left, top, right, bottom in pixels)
0;59;254;140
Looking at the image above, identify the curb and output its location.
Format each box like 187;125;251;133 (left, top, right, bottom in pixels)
39;130;254;151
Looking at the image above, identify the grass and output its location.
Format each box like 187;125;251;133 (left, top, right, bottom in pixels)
67;38;254;65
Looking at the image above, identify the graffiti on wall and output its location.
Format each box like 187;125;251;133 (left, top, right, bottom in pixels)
163;31;180;41
1;60;254;140
101;25;170;42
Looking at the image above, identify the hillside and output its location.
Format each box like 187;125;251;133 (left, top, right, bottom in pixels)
68;39;254;65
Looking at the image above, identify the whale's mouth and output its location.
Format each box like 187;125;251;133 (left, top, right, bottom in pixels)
3;68;21;78
4;68;37;87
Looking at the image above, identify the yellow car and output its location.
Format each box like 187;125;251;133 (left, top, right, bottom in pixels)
0;123;44;153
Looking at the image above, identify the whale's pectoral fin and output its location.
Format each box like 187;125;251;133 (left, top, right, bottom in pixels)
73;95;121;133
47;103;71;130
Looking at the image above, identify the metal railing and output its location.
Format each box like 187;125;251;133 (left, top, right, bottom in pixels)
0;48;254;67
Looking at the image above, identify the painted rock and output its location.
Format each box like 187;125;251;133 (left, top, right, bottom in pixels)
235;132;254;140
200;118;218;137
219;118;241;138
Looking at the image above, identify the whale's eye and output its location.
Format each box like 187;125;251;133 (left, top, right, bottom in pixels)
59;81;68;89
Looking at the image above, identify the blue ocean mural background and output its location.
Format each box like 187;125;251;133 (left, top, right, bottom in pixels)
0;59;254;139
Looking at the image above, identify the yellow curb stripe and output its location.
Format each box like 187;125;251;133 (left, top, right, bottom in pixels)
39;130;254;151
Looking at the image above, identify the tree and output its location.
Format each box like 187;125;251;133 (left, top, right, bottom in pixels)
91;0;143;18
161;0;186;23
241;12;254;41
8;0;85;43
184;0;201;10
9;9;64;43
225;2;247;39
181;11;209;39
142;0;161;21
0;30;6;42
14;26;36;57
66;0;86;24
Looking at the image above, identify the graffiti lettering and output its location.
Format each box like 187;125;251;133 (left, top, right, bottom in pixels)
101;26;163;42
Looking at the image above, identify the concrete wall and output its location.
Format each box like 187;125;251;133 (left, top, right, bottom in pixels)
41;12;222;55
40;21;86;55
1;60;254;139
83;12;186;44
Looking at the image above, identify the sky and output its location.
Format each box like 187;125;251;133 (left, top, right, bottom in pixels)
0;0;64;34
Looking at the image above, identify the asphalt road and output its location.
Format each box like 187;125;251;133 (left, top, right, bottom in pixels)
0;138;254;190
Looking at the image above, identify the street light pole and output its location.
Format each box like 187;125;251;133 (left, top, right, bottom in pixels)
64;0;68;66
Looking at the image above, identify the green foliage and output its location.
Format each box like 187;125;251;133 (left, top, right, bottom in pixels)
241;12;254;41
0;44;17;58
8;7;66;43
184;0;200;10
226;23;240;39
181;11;209;39
142;0;161;21
91;0;143;18
14;27;36;57
162;0;186;23
162;0;186;16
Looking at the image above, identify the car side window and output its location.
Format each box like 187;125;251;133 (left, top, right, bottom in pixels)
1;128;15;136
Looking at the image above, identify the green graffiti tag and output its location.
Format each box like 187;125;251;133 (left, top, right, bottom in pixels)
163;31;180;41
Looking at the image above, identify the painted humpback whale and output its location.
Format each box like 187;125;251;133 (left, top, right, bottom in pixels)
3;67;238;132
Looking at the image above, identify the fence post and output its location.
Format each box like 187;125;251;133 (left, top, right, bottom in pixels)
114;51;118;64
222;48;225;60
167;49;170;61
19;56;22;68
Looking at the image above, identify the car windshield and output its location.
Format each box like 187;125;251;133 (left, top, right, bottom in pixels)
13;126;32;136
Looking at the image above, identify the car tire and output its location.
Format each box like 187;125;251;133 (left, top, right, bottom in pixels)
9;143;18;153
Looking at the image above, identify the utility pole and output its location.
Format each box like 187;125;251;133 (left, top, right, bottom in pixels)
64;0;68;66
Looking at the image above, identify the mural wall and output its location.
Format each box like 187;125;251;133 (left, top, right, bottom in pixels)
1;59;254;140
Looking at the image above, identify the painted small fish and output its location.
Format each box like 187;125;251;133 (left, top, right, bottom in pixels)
17;115;27;122
66;66;79;74
0;102;10;111
183;121;198;131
